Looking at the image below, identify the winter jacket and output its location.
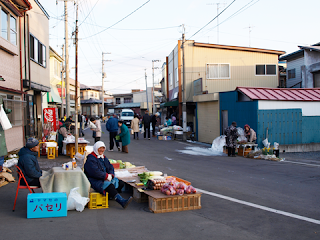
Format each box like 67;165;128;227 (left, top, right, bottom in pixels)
245;128;257;142
84;152;115;195
91;120;102;137
224;125;239;148
151;115;157;126
142;114;151;127
58;126;69;146
18;147;42;184
131;117;140;132
106;117;118;133
119;124;130;146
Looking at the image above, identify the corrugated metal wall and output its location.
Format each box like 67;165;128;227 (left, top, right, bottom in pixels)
286;57;304;88
219;91;258;135
257;109;302;146
197;101;220;143
302;116;320;143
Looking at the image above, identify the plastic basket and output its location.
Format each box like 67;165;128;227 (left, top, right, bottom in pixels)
166;176;191;186
88;192;109;209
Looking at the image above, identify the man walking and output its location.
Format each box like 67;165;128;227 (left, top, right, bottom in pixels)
106;115;120;151
142;110;151;140
151;113;157;137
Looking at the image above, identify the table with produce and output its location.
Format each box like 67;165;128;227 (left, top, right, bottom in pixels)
112;163;201;213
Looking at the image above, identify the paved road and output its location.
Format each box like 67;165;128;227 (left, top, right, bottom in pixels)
1;124;319;240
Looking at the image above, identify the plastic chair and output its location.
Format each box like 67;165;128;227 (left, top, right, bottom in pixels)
13;165;40;211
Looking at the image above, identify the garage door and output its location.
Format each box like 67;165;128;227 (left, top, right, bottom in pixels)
197;101;220;144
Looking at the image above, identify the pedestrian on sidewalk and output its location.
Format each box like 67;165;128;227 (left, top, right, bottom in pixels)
78;113;84;137
84;141;133;209
17;138;42;187
224;121;239;157
151;113;157;137
106;115;120;151
117;120;130;153
142;110;151;140
90;117;101;143
131;114;140;140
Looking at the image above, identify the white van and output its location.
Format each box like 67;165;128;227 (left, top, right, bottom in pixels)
120;109;134;127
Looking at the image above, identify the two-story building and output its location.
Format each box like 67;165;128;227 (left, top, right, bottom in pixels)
279;43;320;88
80;84;102;117
166;40;285;143
0;0;32;152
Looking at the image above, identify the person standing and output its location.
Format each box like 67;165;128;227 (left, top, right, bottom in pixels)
57;122;70;155
131;114;140;140
17;138;42;187
90;117;102;143
142;110;151;140
117;121;130;153
0;96;11;172
225;121;239;157
151;113;157;137
106;115;120;151
78;113;84;137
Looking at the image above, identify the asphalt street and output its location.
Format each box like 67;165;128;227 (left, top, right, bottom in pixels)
1;123;319;240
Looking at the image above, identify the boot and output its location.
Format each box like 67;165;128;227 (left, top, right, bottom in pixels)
115;194;133;209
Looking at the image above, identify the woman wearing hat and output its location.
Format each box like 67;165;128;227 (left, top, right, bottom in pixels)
84;141;133;209
17;138;42;187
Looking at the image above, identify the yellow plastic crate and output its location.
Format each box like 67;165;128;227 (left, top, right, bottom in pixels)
88;192;109;209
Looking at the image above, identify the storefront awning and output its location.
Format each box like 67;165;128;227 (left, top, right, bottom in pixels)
47;86;62;103
162;100;179;107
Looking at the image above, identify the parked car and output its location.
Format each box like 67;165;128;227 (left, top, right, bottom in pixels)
120;109;134;127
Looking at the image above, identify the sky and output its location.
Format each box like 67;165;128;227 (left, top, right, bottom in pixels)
41;0;320;94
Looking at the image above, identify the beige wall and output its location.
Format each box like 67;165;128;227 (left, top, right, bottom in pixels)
5;126;24;152
197;101;220;143
184;40;280;102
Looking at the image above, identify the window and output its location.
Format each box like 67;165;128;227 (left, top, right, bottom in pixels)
1;94;25;126
1;9;8;40
30;34;46;67
288;69;296;79
116;98;121;104
80;92;83;99
256;64;276;75
124;98;132;103
169;73;173;86
54;60;60;77
90;92;94;97
175;68;179;84
207;64;230;79
10;15;16;45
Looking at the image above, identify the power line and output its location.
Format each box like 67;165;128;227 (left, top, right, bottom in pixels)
79;0;100;27
83;0;151;39
188;0;236;40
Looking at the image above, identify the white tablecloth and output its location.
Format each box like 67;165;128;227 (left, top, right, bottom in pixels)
40;167;90;197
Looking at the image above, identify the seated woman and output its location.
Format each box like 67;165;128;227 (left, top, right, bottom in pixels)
84;141;132;209
164;117;172;127
244;124;257;143
18;137;42;187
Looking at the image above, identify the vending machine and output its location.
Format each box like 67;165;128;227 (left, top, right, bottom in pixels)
43;108;59;131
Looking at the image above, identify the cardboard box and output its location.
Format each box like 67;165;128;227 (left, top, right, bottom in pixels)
27;192;67;219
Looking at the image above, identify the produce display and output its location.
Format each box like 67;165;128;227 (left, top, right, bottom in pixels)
109;159;136;169
160;177;197;196
147;179;166;190
138;171;164;185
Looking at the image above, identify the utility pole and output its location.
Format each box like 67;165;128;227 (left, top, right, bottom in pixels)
74;0;79;153
60;44;65;118
152;60;160;114
64;0;70;117
145;69;149;112
181;26;187;140
102;52;111;119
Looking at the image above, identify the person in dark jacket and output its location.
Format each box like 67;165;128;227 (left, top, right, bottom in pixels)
84;141;132;209
57;122;70;155
224;122;239;157
151;114;157;137
106;115;120;151
142;110;151;140
117;121;130;153
18;138;42;187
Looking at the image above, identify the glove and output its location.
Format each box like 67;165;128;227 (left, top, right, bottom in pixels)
107;174;112;181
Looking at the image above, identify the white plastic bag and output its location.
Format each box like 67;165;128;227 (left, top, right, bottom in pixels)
0;104;12;130
67;187;90;212
274;142;279;150
237;127;247;142
262;138;270;148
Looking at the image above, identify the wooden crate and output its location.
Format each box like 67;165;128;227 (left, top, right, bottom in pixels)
148;191;201;213
238;147;252;157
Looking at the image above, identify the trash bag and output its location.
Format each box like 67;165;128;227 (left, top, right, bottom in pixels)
67;187;90;212
262;138;270;148
237;127;247;142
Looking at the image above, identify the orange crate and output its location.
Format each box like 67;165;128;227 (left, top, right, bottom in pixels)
111;163;120;169
148;193;201;213
166;176;191;186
